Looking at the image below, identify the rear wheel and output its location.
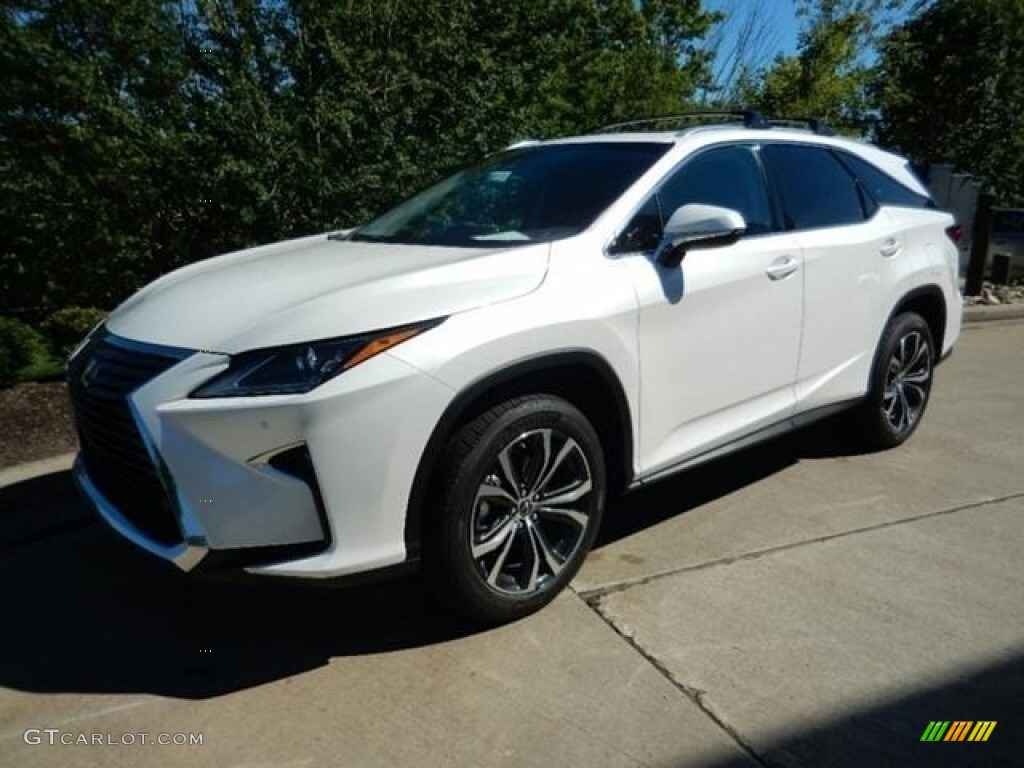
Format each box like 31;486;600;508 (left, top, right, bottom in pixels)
427;395;605;623
853;312;935;450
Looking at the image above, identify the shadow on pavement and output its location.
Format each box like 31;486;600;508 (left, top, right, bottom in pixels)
685;651;1024;768
599;418;859;547
0;471;476;699
0;468;89;550
0;417;870;701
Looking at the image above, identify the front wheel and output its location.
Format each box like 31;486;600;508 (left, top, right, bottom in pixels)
852;311;935;450
427;395;606;624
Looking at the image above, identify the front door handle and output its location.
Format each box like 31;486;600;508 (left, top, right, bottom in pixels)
766;255;799;281
880;238;902;258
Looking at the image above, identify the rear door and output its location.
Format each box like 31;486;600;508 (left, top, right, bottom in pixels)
761;143;903;411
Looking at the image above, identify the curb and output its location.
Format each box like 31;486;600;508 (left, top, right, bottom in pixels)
963;304;1024;324
0;452;75;489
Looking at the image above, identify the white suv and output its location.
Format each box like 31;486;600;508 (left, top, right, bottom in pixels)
67;112;963;622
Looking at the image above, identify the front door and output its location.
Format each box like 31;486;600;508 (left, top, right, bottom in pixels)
612;144;804;476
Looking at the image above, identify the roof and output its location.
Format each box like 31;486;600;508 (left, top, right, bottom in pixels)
506;113;924;197
508;111;846;147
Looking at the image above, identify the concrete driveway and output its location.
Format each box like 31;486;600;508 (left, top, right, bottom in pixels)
1;322;1022;767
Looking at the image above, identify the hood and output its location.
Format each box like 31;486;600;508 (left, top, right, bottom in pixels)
105;234;549;353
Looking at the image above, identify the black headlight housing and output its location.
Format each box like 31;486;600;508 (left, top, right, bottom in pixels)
190;319;443;398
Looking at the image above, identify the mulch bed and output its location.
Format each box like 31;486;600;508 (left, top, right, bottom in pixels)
0;381;78;469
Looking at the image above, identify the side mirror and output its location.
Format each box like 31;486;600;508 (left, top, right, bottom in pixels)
655;204;747;268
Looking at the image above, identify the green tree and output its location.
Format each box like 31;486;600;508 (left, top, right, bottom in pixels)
874;0;1024;203
737;0;906;133
533;0;719;133
0;0;719;317
0;0;195;314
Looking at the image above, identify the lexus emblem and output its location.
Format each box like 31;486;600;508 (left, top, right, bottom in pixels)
80;358;100;388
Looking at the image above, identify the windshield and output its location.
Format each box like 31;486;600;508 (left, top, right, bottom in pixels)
351;142;670;247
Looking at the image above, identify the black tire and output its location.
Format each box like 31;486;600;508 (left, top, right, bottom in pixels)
426;395;606;624
853;311;935;450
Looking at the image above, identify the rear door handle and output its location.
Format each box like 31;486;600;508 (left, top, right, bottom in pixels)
766;255;799;281
880;238;901;258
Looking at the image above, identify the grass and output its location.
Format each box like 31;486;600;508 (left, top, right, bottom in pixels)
18;356;66;383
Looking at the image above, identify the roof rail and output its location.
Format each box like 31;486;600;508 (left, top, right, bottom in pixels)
505;138;541;150
767;117;836;136
589;110;769;134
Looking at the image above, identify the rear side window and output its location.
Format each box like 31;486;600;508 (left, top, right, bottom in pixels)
835;152;933;209
762;144;866;230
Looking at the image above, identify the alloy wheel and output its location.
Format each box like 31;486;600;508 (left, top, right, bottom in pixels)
469;428;594;596
882;330;932;434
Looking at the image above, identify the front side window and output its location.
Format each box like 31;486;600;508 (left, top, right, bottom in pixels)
351;142;670;247
761;144;866;230
612;145;774;254
658;146;775;235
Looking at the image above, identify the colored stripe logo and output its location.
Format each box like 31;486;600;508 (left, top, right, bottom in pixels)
920;721;996;742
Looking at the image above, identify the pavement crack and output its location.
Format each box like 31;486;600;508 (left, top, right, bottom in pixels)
579;490;1024;602
575;587;771;768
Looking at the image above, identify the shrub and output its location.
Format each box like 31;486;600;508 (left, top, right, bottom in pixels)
0;317;48;386
41;307;107;359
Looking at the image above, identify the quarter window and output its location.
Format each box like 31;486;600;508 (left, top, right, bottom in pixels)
835;151;934;209
613;196;663;254
762;144;866;230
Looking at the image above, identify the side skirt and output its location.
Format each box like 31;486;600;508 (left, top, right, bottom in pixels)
628;398;861;490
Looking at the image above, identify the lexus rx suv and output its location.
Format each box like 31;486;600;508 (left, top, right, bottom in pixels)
68;112;962;622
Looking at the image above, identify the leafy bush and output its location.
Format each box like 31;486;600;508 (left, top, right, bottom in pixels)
0;317;48;385
1;1;721;314
41;307;107;359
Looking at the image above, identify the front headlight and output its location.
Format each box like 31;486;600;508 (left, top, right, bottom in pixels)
190;319;442;398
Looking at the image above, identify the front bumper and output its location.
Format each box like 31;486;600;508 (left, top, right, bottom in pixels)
73;455;209;571
68;328;453;579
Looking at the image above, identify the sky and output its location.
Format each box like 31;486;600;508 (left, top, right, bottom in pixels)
699;0;803;95
704;0;802;60
702;0;917;68
700;0;913;91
